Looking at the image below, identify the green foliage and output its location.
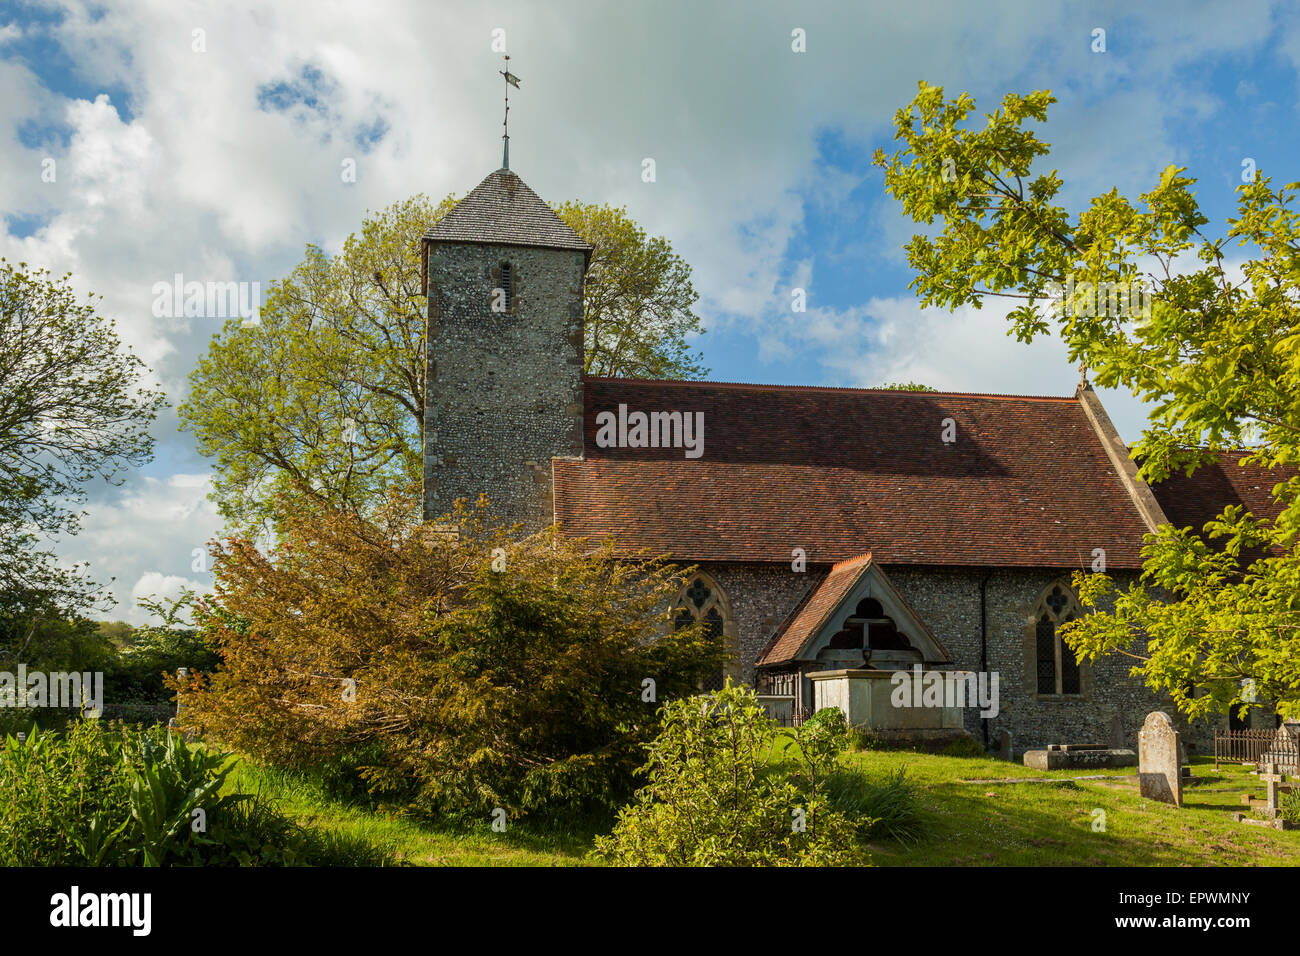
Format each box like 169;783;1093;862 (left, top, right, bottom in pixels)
846;726;884;751
553;201;707;380
179;195;447;534
826;766;923;845
181;195;708;533
1279;789;1300;824
127;730;240;866
0;723;380;866
0;261;165;623
878;381;938;391
0;721;135;865
876;82;1300;718
101;592;219;720
593;685;868;866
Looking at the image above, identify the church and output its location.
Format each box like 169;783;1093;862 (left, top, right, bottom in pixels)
418;163;1281;755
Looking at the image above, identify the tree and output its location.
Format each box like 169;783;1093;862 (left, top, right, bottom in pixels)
874;82;1300;719
180;195;447;534
181;196;708;534
0;261;166;638
176;491;722;819
553;202;706;380
878;381;937;391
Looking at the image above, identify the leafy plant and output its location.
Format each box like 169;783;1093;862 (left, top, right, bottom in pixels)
0;722;379;866
593;684;868;866
128;731;241;866
826;766;923;845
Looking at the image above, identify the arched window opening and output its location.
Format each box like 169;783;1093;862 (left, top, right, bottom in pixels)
1034;583;1083;696
672;575;733;691
498;261;514;311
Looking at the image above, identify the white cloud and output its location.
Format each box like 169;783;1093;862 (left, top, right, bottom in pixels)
1;1;1293;618
52;474;221;625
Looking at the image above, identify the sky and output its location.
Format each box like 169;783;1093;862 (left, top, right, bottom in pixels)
1;0;1297;623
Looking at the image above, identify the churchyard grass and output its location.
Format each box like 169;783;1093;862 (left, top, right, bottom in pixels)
226;759;592;866
225;748;1300;866
844;751;1300;866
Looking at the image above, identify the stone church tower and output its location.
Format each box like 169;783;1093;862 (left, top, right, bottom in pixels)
421;168;592;530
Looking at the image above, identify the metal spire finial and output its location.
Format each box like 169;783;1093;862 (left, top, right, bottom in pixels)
500;55;521;169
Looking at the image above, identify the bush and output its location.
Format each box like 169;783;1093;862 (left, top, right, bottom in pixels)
593;685;869;866
181;493;722;821
1279;789;1300;824
846;726;885;751
0;722;387;866
826;766;924;844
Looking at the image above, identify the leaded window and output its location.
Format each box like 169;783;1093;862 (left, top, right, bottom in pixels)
672;575;731;691
1034;583;1083;696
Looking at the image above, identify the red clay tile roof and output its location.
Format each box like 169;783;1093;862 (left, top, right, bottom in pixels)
757;553;949;666
1148;450;1291;534
552;377;1155;568
759;554;872;665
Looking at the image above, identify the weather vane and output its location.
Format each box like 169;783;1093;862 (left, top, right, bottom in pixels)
500;55;521;169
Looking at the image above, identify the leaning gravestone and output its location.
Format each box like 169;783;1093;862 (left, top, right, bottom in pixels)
1110;713;1125;750
1138;711;1182;807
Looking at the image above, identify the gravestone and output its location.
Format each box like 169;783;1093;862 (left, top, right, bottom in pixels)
1138;711;1182;806
998;729;1013;762
1260;762;1287;820
1110;713;1125;750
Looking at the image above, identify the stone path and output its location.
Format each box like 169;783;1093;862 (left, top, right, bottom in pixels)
960;774;1125;784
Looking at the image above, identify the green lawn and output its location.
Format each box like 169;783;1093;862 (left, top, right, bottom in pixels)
227;761;594;866
229;750;1300;867
846;750;1300;867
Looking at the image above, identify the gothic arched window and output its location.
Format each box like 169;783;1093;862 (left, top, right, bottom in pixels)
672;574;734;691
1032;582;1083;696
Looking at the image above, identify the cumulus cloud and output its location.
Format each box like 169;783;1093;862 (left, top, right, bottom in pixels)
51;474;221;625
1;1;1294;619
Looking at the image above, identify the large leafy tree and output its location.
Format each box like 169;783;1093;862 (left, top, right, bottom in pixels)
875;82;1300;719
0;261;165;652
553;201;706;380
182;195;707;532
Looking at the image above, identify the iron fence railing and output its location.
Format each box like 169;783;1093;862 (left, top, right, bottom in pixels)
1214;727;1298;771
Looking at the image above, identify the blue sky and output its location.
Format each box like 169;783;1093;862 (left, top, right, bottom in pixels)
1;0;1297;621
